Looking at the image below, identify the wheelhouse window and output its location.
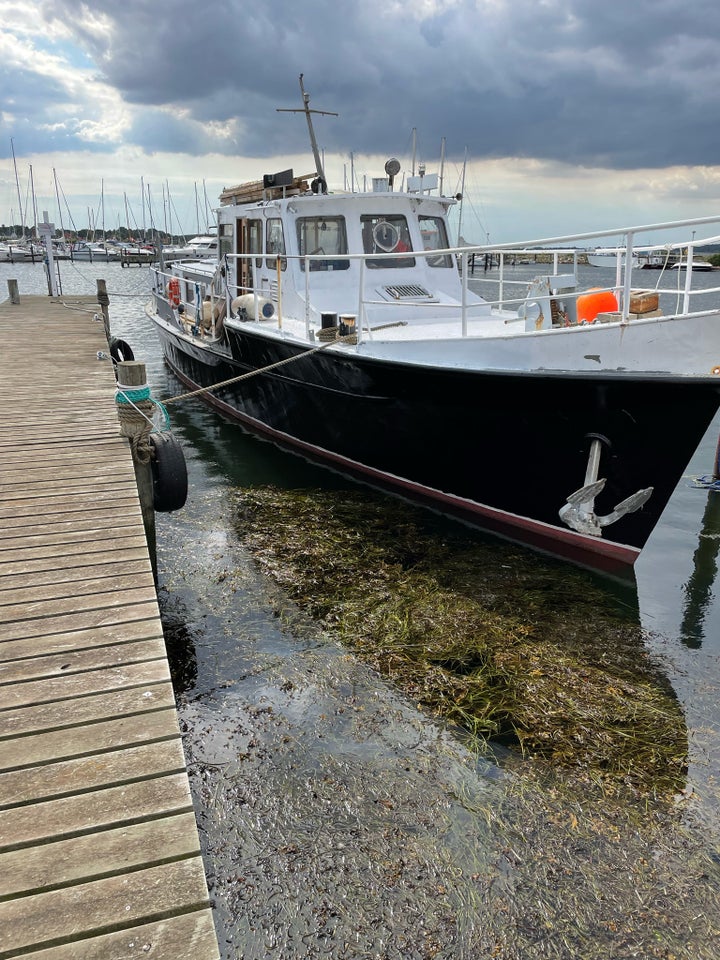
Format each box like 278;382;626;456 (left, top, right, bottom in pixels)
266;218;286;271
219;223;233;259
418;215;453;268
361;215;415;268
247;219;263;267
297;216;349;271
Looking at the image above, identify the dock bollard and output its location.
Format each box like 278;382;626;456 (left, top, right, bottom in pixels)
115;360;157;578
7;279;20;304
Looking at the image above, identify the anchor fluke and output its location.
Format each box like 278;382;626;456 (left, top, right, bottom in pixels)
596;487;654;528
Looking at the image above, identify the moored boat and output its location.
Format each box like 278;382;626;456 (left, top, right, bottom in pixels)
146;79;720;577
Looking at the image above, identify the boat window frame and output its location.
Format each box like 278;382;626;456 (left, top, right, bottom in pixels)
296;215;350;271
266;217;287;271
418;215;453;268
360;214;416;269
218;223;233;260
246;218;263;268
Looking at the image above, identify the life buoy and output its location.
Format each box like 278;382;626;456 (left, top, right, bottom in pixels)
576;288;618;324
149;432;188;512
372;220;400;252
166;277;181;307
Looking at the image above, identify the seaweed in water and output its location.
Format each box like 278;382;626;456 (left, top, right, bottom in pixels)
232;486;687;797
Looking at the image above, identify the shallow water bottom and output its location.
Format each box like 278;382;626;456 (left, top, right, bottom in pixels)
159;487;720;960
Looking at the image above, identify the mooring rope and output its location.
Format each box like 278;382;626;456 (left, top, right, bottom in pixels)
162;331;356;405
104;370;171;461
161;319;407;406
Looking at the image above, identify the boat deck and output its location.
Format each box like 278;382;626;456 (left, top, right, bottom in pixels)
0;293;219;959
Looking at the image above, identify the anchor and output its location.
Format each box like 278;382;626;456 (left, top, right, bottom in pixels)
559;434;653;537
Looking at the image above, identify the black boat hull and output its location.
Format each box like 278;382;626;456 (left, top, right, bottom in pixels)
156;322;720;575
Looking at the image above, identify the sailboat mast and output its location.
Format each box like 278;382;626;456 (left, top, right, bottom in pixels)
29;164;39;239
11;139;25;240
439;137;446;197
456;146;467;246
53;168;65;237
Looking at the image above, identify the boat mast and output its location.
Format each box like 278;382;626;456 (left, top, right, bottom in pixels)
10;139;25;240
277;74;337;193
53;169;65;238
439;137;446;197
29;164;39;240
456;146;467;245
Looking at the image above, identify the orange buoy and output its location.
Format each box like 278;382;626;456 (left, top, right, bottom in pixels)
167;277;181;307
576;287;618;324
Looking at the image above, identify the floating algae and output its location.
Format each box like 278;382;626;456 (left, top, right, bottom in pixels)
232;486;687;796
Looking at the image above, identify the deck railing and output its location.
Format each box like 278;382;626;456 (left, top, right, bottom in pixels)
151;213;720;343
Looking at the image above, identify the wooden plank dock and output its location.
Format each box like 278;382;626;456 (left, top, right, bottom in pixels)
0;293;220;959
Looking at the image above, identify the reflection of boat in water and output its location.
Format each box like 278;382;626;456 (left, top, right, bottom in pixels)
680;485;720;647
145;77;720;579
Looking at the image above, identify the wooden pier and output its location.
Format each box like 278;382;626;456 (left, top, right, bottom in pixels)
0;292;219;959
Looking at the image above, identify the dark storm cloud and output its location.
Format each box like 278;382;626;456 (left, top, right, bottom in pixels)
36;0;720;168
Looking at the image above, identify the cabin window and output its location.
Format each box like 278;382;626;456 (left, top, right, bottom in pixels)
361;215;415;269
266;218;287;271
418;216;453;268
247;219;263;267
219;223;233;259
297;216;349;271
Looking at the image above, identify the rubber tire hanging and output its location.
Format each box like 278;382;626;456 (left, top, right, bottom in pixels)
150;432;188;512
109;337;135;364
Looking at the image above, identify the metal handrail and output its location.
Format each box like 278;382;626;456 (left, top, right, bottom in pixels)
154;213;720;338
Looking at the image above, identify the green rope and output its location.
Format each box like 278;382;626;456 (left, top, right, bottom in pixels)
116;386;151;403
116;386;171;431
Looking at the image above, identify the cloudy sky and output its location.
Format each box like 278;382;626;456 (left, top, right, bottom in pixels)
2;0;720;242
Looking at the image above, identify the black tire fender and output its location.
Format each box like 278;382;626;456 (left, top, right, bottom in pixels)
150;432;188;512
109;337;135;363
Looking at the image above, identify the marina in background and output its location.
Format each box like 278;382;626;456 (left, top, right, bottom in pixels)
3;260;720;957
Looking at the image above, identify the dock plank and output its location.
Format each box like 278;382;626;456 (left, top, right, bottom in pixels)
17;912;219;960
0;682;175;740
0;810;200;898
0;294;218;959
0;858;211;959
0;740;188;809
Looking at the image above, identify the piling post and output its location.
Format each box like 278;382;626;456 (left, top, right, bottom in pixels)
7;279;20;304
115;360;157;577
96;278;111;341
